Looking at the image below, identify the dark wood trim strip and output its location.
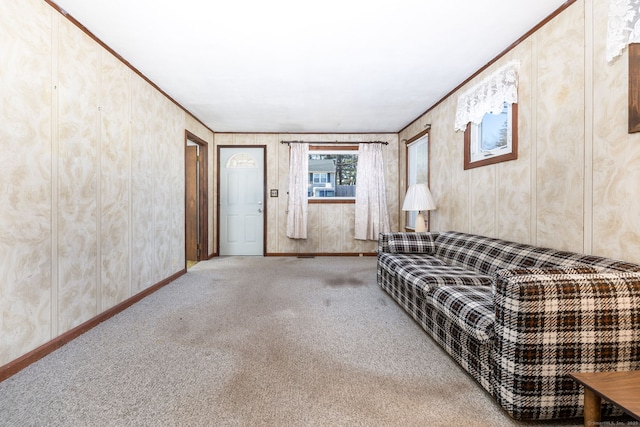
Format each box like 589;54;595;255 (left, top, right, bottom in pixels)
220;132;397;135
397;0;578;135
266;252;377;257
309;145;359;151
0;269;186;383
404;128;430;145
629;43;640;133
44;0;214;135
185;131;210;262
308;199;355;204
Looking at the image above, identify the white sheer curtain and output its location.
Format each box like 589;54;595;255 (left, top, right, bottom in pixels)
354;143;390;240
607;0;640;62
286;143;308;239
454;61;519;132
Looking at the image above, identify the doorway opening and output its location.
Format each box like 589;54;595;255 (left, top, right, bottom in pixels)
185;131;209;269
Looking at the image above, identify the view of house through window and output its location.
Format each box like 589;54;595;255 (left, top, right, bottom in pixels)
308;149;358;200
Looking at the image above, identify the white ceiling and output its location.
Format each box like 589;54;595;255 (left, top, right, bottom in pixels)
51;0;570;133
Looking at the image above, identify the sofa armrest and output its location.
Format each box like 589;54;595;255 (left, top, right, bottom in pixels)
377;232;439;254
492;267;640;420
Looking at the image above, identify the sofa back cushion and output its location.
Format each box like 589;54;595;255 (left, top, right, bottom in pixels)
387;232;437;254
435;231;541;275
434;231;640;276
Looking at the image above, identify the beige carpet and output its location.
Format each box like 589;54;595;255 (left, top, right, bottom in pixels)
0;257;589;426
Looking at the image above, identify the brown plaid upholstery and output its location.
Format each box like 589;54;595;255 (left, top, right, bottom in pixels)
377;231;640;421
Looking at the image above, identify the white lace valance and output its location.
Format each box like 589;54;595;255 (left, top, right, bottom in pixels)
607;0;640;62
454;61;519;132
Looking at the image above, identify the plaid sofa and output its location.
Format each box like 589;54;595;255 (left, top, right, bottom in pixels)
377;231;640;421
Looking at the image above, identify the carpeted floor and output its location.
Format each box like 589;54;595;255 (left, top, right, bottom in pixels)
0;257;587;426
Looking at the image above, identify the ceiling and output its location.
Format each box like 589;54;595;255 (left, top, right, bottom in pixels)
51;0;570;133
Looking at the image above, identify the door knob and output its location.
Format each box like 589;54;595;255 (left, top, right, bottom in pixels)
258;208;263;213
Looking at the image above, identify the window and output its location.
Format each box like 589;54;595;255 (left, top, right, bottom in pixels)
308;147;358;202
464;102;518;170
312;173;329;184
405;133;429;229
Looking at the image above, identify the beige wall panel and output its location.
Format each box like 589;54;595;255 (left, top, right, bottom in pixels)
535;3;585;251
430;98;468;233
0;0;53;365
341;205;360;252
259;134;280;254
365;240;379;253
215;134;235;145
469;167;497;237
131;76;156;292
320;204;343;252
151;93;175;283
298;204;321;253
57;17;100;332
497;44;533;244
99;50;131;310
497;159;531;243
167;102;185;273
592;1;640;262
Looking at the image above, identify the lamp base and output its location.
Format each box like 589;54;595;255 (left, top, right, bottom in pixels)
415;211;426;232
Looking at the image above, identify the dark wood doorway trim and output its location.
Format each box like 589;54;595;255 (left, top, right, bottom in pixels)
216;145;267;256
185;131;209;263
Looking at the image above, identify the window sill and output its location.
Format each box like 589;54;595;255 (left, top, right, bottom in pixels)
308;199;355;204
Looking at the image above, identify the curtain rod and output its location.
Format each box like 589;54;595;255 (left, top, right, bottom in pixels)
280;140;388;145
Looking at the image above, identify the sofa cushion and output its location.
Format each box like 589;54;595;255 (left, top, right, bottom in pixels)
387;232;437;254
395;263;493;299
435;231;535;275
377;253;447;276
426;285;495;344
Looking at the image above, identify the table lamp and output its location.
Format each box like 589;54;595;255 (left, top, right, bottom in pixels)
402;184;436;232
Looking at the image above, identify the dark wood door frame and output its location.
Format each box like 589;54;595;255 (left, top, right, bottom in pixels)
185;130;209;262
216;145;267;256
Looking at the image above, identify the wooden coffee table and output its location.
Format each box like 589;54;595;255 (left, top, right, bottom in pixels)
570;371;640;427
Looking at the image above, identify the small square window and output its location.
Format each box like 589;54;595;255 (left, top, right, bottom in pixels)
308;148;358;201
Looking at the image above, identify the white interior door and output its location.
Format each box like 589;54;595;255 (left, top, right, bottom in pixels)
219;147;264;255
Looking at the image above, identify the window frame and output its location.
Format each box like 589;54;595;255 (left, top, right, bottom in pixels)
308;145;358;204
404;130;430;230
464;102;518;170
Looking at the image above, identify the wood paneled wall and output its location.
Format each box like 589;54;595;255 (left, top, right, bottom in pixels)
399;0;640;265
0;0;213;367
214;134;399;255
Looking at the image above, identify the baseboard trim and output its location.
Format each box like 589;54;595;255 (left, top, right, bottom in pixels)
266;252;377;257
0;268;186;383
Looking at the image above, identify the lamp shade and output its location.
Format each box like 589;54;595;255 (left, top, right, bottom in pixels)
402;184;437;212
